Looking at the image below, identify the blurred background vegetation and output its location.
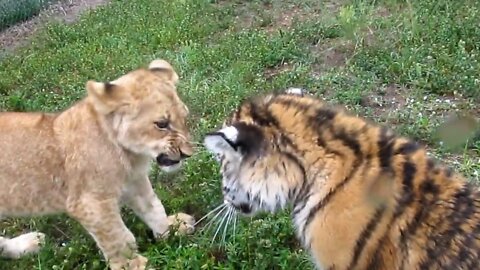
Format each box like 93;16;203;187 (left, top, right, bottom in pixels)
0;0;56;31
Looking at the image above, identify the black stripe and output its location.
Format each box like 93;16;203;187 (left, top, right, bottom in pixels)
274;96;315;113
249;101;279;127
292;200;307;217
366;158;417;269
397;160;418;269
244;99;302;153
347;205;387;270
458;220;480;269
279;133;300;153
395;141;421;156
233;122;265;155
396;160;416;219
418;178;440;195
464;248;480;270
205;132;238;150
310;107;338;144
377;127;395;170
419;184;475;269
443;233;475;269
310;107;364;159
401;160;417;201
307;107;337;131
280;134;295;146
302;159;363;236
292;180;314;216
317;136;343;157
407;179;440;233
333;128;362;157
283;151;306;201
366;246;385;270
398;179;440;267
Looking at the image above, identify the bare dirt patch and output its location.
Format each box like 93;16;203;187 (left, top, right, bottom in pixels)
263;1;344;34
264;5;314;34
360;84;407;117
213;0;348;81
0;0;109;54
225;0;342;33
264;62;293;80
310;39;353;76
360;84;480;124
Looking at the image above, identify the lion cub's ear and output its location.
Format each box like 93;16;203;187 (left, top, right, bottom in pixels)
148;59;179;84
86;80;123;114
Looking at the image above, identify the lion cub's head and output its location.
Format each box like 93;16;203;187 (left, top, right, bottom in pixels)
85;59;193;172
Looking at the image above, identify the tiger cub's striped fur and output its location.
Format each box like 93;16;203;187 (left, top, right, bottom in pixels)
204;88;480;270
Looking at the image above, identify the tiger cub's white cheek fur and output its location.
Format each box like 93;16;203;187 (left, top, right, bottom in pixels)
243;173;290;213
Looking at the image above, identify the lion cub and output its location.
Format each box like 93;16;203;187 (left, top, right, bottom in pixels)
0;59;195;270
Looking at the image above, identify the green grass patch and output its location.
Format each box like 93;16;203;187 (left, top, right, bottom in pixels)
0;0;56;31
0;0;479;269
351;0;480;98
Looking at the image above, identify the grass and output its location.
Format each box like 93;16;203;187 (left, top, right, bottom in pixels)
0;0;479;269
0;0;56;31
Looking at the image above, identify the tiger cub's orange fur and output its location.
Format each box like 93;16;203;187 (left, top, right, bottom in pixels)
204;88;480;270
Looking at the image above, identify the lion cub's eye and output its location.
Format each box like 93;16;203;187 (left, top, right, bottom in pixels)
154;120;169;129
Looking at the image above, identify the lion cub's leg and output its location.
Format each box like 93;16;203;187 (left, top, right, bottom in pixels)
123;176;195;238
67;196;146;270
0;232;46;259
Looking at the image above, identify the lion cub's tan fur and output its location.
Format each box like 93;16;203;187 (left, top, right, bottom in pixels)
0;59;195;270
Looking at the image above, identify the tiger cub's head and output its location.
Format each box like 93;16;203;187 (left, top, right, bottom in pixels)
204;88;307;216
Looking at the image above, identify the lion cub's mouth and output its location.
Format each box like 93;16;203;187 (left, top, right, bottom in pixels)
156;154;180;167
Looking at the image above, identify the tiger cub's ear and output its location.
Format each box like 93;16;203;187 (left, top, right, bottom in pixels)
285;87;306;96
204;123;265;156
204;126;239;155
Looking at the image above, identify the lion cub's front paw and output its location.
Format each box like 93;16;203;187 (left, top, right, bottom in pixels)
2;232;46;259
167;213;195;235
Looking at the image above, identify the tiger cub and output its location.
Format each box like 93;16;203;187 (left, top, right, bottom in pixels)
203;88;480;270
